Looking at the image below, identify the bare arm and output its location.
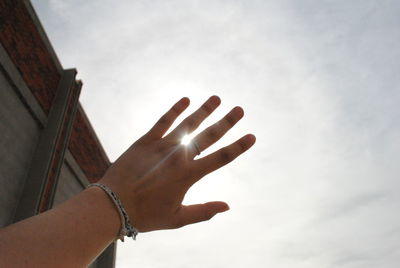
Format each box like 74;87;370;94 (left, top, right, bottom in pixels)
0;96;256;267
0;187;120;267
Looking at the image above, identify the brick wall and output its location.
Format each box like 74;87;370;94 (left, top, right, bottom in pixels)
0;0;110;182
0;0;60;114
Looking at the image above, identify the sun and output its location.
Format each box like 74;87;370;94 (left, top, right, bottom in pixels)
181;134;193;146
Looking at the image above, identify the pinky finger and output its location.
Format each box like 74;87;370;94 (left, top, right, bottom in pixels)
193;134;256;179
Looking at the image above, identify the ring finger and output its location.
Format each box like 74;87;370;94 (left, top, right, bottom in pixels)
188;106;244;158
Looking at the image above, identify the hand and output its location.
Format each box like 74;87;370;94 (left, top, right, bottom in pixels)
99;96;256;232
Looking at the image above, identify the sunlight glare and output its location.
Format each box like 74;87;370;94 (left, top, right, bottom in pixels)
181;134;193;145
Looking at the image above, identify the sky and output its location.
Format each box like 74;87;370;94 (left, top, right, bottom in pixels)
31;0;400;267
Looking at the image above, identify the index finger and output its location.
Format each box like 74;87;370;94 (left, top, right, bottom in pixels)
146;97;190;139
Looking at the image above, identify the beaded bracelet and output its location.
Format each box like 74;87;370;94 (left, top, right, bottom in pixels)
87;183;139;241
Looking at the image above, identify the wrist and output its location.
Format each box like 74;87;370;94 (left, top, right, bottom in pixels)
98;176;137;221
85;187;122;240
88;182;139;240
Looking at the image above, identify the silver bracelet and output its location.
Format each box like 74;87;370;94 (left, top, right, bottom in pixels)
87;183;139;241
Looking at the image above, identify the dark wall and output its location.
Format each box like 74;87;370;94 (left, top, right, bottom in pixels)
0;65;41;226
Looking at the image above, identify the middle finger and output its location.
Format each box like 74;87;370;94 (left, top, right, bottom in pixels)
165;95;221;141
188;106;244;158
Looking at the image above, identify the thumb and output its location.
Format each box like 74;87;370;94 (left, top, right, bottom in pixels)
173;201;230;228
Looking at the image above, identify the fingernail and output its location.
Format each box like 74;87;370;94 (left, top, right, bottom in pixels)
179;97;190;108
234;106;244;117
210;95;221;105
220;203;230;212
246;134;256;145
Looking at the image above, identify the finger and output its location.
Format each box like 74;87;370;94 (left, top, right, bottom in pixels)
192;134;256;179
188;106;244;158
165;95;221;141
173;202;229;228
146;97;190;139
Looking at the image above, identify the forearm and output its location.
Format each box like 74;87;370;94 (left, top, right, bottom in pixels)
0;187;120;268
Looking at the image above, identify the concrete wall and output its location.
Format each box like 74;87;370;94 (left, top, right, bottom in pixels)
0;68;41;227
53;161;85;206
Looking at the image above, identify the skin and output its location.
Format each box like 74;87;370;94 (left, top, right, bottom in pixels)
0;96;256;267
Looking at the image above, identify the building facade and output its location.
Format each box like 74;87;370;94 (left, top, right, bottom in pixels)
0;1;116;266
